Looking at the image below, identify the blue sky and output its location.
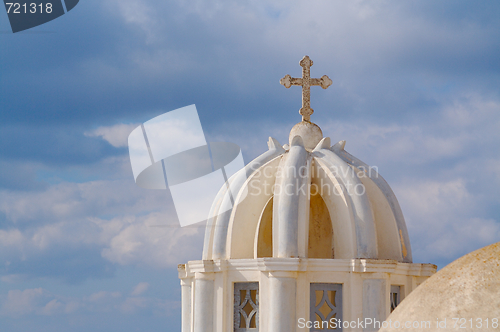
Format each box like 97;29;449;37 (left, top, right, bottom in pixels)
1;1;500;331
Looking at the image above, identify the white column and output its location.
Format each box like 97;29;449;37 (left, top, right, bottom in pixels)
268;272;296;332
363;279;386;332
273;137;310;258
181;279;192;332
193;274;214;332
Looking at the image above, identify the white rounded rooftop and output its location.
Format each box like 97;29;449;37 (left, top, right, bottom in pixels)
380;241;500;332
202;128;412;263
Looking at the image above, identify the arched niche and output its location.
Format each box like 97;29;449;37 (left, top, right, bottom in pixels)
311;159;357;259
308;192;334;258
255;196;273;258
255;183;336;259
227;157;280;259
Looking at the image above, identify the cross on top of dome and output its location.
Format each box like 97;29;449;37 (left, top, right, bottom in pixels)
280;55;332;122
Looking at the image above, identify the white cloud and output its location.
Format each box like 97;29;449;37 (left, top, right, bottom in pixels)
0;288;46;317
0;287;178;318
104;0;159;43
87;0;498;97
85;123;139;148
39;299;63;316
0;274;28;283
0;229;25;248
0;174;204;274
131;282;149;296
120;297;148;313
101;213;204;268
395;179;500;263
87;291;122;303
0;177;165;224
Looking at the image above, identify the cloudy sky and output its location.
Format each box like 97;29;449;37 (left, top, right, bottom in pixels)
1;1;499;331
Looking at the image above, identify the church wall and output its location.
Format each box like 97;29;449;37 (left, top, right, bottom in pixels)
269;272;297;332
225;269;262;332
180;259;436;332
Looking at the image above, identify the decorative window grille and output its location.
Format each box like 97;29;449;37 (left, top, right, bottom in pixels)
310;283;343;331
234;282;259;332
390;285;401;312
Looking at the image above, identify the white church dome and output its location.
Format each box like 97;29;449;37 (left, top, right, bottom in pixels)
180;57;436;332
379;241;500;332
202;120;412;263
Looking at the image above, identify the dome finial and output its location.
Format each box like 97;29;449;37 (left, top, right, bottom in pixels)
280;55;332;122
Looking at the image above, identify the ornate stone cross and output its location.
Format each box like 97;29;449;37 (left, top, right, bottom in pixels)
280;55;332;122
